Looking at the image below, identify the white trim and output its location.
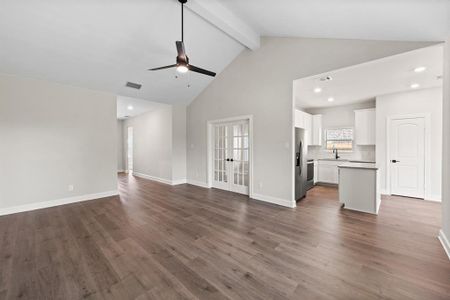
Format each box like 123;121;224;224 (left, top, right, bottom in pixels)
438;229;450;260
206;115;254;198
380;189;390;195
187;179;209;188
117;169;125;173
386;113;431;199
425;194;442;202
172;178;187;185
133;172;186;186
252;193;296;208
0;190;119;216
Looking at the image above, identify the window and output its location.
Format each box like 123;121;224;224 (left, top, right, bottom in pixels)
326;128;353;151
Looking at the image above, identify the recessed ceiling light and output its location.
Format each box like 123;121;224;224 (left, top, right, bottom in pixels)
127;105;134;110
314;87;322;93
414;66;426;73
410;83;420;89
327;97;335;102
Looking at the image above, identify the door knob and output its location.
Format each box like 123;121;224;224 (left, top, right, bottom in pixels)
391;159;400;163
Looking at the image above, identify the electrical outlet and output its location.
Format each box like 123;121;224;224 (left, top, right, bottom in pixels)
68;184;74;192
258;182;263;189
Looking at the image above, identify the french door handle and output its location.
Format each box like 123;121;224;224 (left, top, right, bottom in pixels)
391;159;400;163
225;158;234;162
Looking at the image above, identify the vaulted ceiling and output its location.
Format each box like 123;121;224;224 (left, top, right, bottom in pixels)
1;0;448;105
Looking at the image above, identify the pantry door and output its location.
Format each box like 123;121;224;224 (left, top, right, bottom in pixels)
212;121;249;195
389;117;425;198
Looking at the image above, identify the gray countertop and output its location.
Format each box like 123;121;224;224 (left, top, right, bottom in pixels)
314;158;376;164
338;162;378;170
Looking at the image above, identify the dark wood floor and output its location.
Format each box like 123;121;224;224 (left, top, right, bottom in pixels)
1;174;449;299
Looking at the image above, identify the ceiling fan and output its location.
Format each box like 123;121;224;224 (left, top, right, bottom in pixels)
148;0;216;77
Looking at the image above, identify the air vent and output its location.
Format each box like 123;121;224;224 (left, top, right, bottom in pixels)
125;82;142;89
319;76;333;82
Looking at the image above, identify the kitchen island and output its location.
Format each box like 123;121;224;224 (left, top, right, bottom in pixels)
338;162;380;214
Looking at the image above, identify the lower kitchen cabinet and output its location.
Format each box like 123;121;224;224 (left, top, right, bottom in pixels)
317;160;340;184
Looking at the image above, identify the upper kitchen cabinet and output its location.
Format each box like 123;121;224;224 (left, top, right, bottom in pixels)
354;108;375;145
294;110;315;145
311;114;322;146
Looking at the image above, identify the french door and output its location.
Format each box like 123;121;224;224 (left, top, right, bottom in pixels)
212;121;249;195
389;117;425;198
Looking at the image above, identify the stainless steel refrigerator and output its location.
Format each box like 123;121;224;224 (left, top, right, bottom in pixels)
295;128;308;201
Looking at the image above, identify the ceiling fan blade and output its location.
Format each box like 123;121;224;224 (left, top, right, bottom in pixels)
148;64;176;71
188;65;216;77
176;41;186;58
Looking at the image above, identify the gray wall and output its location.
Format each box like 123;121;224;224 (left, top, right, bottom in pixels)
187;37;433;206
0;73;117;210
442;38;450;245
376;88;442;200
122;105;187;184
123;105;173;181
305;101;376;162
117;119;124;171
172;105;187;183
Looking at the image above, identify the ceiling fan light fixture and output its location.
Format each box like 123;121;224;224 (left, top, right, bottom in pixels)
176;65;189;73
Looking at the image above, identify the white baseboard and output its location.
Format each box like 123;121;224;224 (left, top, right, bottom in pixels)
172;178;187;185
380;189;390;195
133;172;187;186
117;169;125;173
186;179;209;188
0;190;119;217
425;194;442;202
185;179;294;208
438;229;450;260
251;193;296;208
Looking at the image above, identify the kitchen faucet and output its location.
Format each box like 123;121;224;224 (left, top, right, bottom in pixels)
332;146;340;160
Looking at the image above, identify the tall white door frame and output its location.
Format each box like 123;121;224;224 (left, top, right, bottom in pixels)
207;115;254;198
386;113;431;199
126;126;133;174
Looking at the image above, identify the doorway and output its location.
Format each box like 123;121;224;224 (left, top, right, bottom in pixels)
207;116;253;196
127;126;133;173
387;115;429;199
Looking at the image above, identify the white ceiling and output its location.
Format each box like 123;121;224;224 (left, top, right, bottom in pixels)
0;0;244;105
117;96;168;119
1;0;448;107
294;45;443;109
223;0;450;42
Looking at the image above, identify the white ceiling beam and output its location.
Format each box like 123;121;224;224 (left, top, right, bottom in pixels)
186;0;260;50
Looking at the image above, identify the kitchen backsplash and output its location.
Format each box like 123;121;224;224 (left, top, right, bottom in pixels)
307;145;376;162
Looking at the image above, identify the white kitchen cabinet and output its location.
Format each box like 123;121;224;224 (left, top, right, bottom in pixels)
354;108;375;145
304;113;312;145
311;114;322;146
295;110;313;145
313;160;318;184
295;109;306;129
317;160;340;184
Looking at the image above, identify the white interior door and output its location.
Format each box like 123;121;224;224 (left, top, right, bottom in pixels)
212;121;249;195
389;117;425;198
